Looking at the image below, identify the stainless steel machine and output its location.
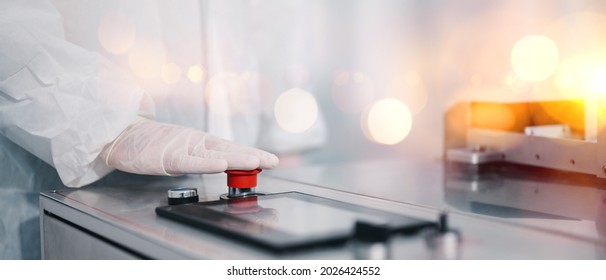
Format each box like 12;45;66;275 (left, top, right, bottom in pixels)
445;98;606;177
39;93;606;259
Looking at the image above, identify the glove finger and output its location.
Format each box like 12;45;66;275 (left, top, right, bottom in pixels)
204;136;279;168
165;155;228;175
258;153;279;169
194;150;261;170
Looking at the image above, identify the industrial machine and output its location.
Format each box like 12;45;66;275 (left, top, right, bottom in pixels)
39;156;606;259
445;98;606;177
38;91;606;259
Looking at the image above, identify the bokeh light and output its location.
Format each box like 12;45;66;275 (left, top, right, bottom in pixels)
552;54;606;138
332;71;375;113
274;88;318;133
510;35;559;82
544;11;606;140
187;64;206;84
98;11;136;55
362;98;412;145
127;40;166;79
554;54;606;99
161;63;182;84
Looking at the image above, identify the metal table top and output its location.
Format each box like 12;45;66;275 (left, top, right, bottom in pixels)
268;158;606;247
40;160;606;259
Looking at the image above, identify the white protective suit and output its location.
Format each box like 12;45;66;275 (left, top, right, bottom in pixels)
0;0;326;259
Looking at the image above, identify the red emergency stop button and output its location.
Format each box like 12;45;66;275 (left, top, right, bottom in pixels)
225;169;261;189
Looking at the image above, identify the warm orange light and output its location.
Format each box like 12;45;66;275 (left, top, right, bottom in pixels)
555;54;606;99
470;103;516;132
553;54;606;138
533;100;585;137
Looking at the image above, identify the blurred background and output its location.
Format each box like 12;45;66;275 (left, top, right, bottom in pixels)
6;0;606;260
53;0;606;166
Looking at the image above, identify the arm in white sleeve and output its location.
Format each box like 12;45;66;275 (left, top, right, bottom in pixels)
0;2;153;187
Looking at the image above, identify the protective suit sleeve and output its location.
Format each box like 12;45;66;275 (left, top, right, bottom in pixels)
0;2;153;187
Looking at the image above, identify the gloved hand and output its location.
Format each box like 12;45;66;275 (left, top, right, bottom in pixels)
100;118;279;175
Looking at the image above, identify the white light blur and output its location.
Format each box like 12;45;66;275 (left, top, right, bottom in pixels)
127;40;166;79
555;54;606;99
274;88;318;133
332;71;375;113
588;65;606;94
98;11;136;55
362;98;412;145
161;63;182;84
510;35;559;82
187;64;206;84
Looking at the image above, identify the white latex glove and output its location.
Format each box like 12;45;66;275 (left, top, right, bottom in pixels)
100;118;279;175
